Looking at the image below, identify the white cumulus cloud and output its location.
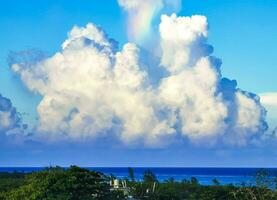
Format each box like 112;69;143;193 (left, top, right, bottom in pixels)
12;13;267;146
158;14;267;145
260;93;277;133
260;93;277;106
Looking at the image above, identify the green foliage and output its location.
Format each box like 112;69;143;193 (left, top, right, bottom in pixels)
230;186;277;200
0;173;26;193
129;170;277;200
1;166;124;200
0;167;277;200
131;180;237;200
0;172;25;179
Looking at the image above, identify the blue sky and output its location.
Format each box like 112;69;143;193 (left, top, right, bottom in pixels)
0;0;277;167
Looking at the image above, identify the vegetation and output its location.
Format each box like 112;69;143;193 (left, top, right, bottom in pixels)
0;167;276;200
0;166;123;200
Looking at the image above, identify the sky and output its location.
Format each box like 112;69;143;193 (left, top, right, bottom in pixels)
0;0;277;167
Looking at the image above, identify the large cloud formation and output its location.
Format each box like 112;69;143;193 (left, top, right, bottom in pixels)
12;12;267;146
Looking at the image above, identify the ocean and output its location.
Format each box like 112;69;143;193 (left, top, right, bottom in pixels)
0;167;276;186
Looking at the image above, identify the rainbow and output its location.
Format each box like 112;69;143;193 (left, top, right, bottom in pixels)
126;1;162;43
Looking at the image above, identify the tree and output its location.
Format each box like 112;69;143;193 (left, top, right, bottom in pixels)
190;177;199;185
255;168;273;189
143;170;157;184
4;166;124;200
212;178;220;186
128;167;135;182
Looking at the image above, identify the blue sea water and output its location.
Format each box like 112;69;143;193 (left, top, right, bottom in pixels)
0;167;276;186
